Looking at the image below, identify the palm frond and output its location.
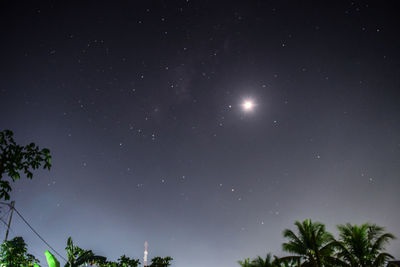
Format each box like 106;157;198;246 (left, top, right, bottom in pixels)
370;233;396;254
372;252;394;267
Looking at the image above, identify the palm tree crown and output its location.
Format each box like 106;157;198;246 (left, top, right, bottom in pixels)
251;253;281;267
238;257;253;267
281;219;335;267
334;223;395;267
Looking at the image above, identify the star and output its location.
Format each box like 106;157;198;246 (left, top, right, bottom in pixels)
242;99;255;112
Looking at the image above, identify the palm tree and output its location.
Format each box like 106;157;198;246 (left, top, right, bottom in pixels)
273;256;302;267
64;237;106;267
333;223;395;267
238;258;253;267
240;254;298;267
281;219;335;267
252;253;283;267
251;254;273;267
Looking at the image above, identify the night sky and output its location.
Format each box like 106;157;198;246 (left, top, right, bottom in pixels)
1;1;400;266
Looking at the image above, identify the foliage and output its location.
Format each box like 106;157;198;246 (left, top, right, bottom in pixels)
64;237;106;267
332;223;396;267
45;250;60;267
238;258;253;267
116;255;140;267
0;236;40;266
239;220;396;267
242;253;302;267
238;253;285;267
149;256;173;267
281;219;335;267
251;254;275;267
100;255;140;267
0;129;51;200
252;253;288;267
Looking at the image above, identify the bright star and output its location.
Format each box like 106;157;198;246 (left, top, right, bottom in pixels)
242;100;255;111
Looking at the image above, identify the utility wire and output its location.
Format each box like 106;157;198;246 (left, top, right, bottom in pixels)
12;207;67;262
0;202;67;262
0;208;11;229
0;217;8;228
0;208;11;222
0;212;43;262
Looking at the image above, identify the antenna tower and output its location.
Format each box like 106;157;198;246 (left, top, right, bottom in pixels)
144;241;148;266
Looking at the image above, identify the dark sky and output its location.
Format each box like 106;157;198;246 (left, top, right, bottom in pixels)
1;1;400;266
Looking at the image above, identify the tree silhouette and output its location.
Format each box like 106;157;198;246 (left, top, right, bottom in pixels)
0;236;40;266
332;223;395;267
149;256;173;267
238;258;253;267
117;255;141;267
64;237;106;267
251;253;277;267
100;255;141;267
281;219;335;267
0;129;51;200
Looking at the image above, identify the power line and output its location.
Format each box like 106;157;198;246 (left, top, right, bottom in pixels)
0;202;67;262
12;207;67;262
0;211;43;262
0;208;11;222
0;217;9;228
0;207;11;229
